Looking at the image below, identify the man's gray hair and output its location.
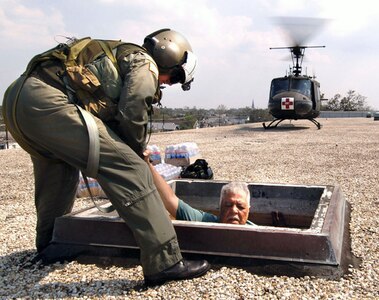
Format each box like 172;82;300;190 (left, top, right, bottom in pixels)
219;181;251;208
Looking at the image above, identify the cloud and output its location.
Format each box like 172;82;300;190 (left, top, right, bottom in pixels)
0;0;378;109
0;0;68;50
317;1;379;37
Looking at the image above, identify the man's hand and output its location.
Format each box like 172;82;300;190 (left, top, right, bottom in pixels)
143;149;152;164
143;148;179;217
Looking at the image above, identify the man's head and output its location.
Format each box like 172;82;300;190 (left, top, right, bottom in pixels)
219;182;250;225
143;28;197;91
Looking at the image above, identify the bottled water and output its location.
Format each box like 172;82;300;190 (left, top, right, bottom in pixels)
164;142;200;160
146;144;162;164
154;163;182;181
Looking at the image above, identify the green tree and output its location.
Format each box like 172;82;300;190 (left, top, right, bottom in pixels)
180;113;197;130
216;104;227;126
324;90;370;111
248;108;272;123
324;94;341;111
340;90;368;111
216;104;227;114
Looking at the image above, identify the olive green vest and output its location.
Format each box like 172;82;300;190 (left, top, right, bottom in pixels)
26;37;149;121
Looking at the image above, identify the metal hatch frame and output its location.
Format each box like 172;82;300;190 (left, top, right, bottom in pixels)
42;180;348;268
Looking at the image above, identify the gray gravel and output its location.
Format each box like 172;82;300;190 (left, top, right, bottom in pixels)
1;118;378;299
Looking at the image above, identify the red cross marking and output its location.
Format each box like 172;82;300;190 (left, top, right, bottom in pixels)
281;97;294;110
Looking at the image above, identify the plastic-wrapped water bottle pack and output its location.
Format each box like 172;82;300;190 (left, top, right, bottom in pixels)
154;163;182;181
146;144;162;165
164;142;200;159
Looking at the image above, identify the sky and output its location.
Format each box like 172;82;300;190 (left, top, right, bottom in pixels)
0;0;378;109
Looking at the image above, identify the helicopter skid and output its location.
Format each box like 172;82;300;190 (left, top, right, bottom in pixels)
262;118;285;129
263;118;322;129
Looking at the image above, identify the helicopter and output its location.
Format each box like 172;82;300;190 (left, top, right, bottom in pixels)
263;17;327;130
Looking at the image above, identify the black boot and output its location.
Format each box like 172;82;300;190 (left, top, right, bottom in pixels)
144;259;210;286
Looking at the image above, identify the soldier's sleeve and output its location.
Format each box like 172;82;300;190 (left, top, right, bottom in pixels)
115;51;159;156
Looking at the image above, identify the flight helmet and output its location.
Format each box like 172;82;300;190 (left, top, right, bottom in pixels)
143;28;197;90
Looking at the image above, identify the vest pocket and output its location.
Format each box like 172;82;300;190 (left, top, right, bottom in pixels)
66;65;101;93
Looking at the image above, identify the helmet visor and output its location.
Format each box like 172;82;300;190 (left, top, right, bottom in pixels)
180;51;197;90
182;51;197;83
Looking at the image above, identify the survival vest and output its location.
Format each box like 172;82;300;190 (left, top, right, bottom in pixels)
24;37;152;121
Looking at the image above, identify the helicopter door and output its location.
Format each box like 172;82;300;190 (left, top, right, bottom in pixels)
312;81;321;110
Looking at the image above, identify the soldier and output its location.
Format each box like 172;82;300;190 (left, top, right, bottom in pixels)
2;28;210;286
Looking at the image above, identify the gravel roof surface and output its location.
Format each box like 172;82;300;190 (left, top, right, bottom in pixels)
0;118;378;299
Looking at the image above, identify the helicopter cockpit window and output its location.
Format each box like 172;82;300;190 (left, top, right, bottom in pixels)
290;79;312;97
270;78;289;97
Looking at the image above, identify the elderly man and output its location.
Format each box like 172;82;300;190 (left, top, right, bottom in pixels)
144;151;256;225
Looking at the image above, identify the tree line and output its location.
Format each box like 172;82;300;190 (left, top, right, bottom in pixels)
321;90;372;111
0;90;374;131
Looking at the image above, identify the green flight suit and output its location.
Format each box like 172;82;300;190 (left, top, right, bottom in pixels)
2;41;182;276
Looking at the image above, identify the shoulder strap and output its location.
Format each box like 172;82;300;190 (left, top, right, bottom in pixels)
65;37;92;67
97;40;121;74
74;105;100;178
75;104;115;213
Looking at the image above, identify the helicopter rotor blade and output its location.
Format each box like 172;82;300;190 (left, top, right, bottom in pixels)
272;16;328;47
